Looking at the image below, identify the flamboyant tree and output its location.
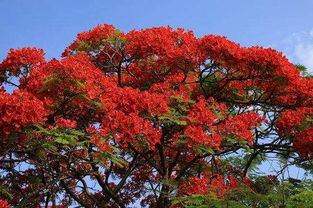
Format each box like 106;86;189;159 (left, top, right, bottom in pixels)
0;24;313;208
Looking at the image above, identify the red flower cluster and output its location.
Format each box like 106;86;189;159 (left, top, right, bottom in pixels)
24;54;107;100
0;47;45;77
179;173;239;198
296;127;313;158
98;86;169;148
63;24;120;56
55;117;77;128
0;90;46;137
0;200;10;208
218;112;264;145
90;135;112;152
277;107;313;157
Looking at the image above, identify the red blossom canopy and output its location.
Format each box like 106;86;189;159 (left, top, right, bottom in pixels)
0;24;312;207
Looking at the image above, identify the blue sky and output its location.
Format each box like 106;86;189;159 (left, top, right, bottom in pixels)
1;0;313;71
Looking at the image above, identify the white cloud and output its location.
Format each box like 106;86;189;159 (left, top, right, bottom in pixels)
309;29;313;38
294;43;313;71
280;30;313;74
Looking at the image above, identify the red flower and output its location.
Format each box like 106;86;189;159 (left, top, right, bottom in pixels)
0;200;10;208
0;47;45;77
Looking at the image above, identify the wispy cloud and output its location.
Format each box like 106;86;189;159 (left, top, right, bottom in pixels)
294;43;313;72
281;29;313;73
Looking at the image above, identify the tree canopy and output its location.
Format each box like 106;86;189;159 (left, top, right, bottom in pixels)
0;24;313;207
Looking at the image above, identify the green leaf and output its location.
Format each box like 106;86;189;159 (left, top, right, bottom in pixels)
176;120;188;125
55;137;71;145
195;144;215;154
